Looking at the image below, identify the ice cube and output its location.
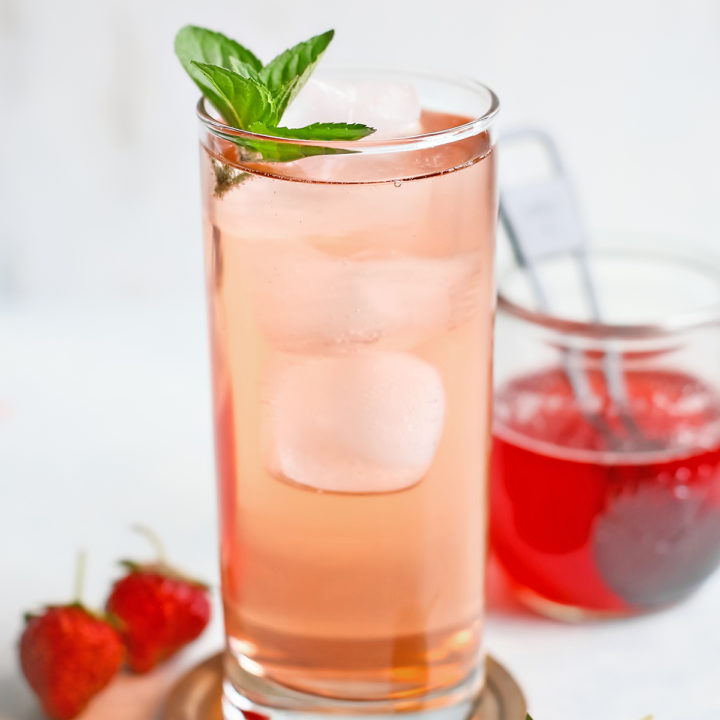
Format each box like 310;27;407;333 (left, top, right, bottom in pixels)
281;78;355;127
262;351;445;493
352;80;422;139
282;78;422;140
245;240;482;352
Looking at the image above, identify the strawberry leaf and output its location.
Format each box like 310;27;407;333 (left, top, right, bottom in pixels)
118;559;210;590
259;29;334;119
190;62;277;129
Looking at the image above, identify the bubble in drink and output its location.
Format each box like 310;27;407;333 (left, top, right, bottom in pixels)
262;351;446;493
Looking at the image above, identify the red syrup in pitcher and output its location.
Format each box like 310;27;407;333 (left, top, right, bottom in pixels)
491;367;720;614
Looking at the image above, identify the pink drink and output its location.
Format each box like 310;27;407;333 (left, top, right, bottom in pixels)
201;107;497;702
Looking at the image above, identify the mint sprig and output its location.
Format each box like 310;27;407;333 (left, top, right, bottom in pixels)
175;27;263;115
224;122;373;162
248;122;375;141
259;30;335;119
175;25;375;167
175;27;262;74
190;62;277;129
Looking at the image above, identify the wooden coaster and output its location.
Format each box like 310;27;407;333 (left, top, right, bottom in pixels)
162;654;526;720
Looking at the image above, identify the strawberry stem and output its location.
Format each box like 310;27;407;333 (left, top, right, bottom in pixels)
132;524;168;563
74;550;87;603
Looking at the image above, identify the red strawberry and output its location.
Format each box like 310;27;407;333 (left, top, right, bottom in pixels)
19;557;124;720
106;527;211;673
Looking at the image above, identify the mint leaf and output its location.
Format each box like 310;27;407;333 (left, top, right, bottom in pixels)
248;122;376;141
232;137;347;163
229;122;373;162
227;56;263;84
190;62;277;128
175;25;262;73
175;26;263;113
259;29;334;119
177;25;377;172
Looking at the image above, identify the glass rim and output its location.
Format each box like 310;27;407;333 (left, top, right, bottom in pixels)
497;242;720;340
196;67;500;155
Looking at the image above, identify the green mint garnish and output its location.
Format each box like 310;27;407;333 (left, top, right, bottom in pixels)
248;122;376;141
175;25;375;169
259;30;335;119
230;122;374;163
175;27;262;94
190;62;277;129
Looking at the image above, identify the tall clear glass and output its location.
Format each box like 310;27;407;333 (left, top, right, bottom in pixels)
197;69;499;718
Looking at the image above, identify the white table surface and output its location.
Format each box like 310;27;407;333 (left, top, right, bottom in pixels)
2;299;719;720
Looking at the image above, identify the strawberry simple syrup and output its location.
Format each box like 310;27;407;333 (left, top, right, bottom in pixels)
491;367;720;614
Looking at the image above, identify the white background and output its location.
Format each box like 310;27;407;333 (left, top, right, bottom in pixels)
1;1;720;719
2;0;719;302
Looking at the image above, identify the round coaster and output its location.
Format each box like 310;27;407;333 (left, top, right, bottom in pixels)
162;654;527;720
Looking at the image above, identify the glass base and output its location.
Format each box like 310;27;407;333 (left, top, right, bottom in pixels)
513;584;676;622
162;652;526;720
222;650;485;720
